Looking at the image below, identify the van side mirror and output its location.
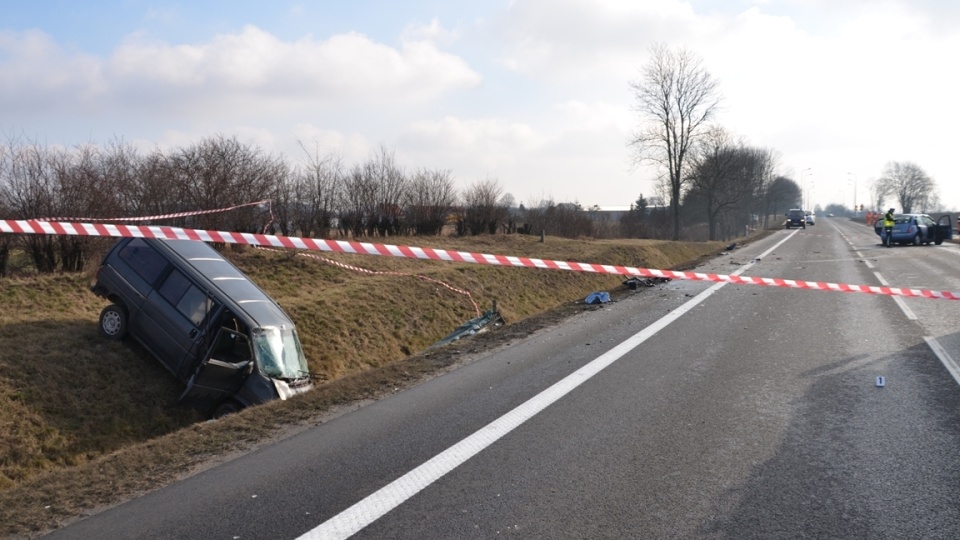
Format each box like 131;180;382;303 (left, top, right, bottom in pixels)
242;360;254;375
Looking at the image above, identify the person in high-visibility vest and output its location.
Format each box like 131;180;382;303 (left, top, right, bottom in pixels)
882;208;896;247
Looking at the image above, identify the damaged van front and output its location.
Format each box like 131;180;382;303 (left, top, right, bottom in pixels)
179;322;313;417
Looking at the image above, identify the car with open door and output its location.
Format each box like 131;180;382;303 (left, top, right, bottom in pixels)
874;213;953;246
92;237;312;418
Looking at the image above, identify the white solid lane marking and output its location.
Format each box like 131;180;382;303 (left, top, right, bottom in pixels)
299;234;797;539
924;337;960;387
937;246;960;256
873;272;917;320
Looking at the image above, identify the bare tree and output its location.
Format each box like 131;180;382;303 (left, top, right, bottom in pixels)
876;161;934;214
283;144;343;238
0;142;14;275
686;128;748;240
338;146;407;237
516;198;594;239
629;43;721;240
2;140;61;271
366;145;407;237
460;178;505;235
168;136;278;234
51;144;112;271
403;168;457;236
868;178;888;213
764;176;801;221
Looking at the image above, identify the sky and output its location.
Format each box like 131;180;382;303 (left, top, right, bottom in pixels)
1;0;958;212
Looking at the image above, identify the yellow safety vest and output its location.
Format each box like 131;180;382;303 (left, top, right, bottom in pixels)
883;213;895;227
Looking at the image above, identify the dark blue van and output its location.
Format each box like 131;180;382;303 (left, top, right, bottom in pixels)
92;238;312;417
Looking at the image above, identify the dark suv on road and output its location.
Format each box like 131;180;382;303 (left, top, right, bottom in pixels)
785;209;806;229
92;237;312;417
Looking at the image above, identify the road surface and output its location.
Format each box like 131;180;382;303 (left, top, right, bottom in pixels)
45;217;960;539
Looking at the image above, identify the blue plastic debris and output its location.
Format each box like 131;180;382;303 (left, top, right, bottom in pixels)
585;291;610;304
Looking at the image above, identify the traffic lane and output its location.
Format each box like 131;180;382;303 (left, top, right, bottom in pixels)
355;231;960;538
42;270;734;540
829;216;960;382
41;229;866;539
708;338;960;539
686;227;960;538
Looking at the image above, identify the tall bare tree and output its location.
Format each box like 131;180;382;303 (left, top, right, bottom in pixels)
629;43;721;240
876;161;934;214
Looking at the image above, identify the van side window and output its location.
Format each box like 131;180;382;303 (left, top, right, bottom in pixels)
117;238;168;285
158;268;212;327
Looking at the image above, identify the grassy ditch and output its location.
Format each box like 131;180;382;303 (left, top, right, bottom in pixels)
0;234;728;537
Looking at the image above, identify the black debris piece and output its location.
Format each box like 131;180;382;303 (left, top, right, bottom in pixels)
623;276;672;290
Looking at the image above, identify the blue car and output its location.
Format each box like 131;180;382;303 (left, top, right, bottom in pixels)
874;213;953;246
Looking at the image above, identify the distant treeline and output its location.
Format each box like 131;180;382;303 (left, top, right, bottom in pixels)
0;135;797;275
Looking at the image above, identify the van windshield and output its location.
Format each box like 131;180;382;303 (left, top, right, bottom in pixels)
252;327;309;380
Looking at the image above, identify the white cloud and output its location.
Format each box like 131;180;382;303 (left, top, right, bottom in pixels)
0;25;482;121
403;18;460;45
0;30;105;105
395;98;635;204
497;0;702;82
401;115;543;172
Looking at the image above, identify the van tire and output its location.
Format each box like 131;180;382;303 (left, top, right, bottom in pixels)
99;304;129;341
212;401;242;419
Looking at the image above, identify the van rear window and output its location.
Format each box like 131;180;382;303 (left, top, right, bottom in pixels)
118;238;168;285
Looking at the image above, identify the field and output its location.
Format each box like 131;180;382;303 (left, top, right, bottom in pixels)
0;233;729;537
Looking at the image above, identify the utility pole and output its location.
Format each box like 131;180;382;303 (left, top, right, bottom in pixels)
847;172;857;216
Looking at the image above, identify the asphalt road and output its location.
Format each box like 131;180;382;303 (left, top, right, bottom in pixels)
45;218;960;539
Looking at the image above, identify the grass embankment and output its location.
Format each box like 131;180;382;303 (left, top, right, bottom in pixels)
0;234;725;537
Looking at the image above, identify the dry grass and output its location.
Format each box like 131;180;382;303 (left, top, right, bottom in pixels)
0;234;730;538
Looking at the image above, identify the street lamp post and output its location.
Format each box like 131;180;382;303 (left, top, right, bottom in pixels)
800;168;812;209
847;172;857;216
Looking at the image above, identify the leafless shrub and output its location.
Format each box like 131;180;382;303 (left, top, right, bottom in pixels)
460;178;507;235
402;168;456;236
278;145;343;238
167;135;279;234
338;146;407;238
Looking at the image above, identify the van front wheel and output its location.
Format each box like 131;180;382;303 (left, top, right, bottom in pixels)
99;304;128;341
212;401;243;419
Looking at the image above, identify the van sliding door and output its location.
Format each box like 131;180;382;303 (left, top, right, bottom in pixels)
141;268;213;378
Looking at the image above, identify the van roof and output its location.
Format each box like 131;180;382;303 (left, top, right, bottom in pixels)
151;239;295;330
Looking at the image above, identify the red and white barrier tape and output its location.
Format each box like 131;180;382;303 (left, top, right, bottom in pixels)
36;199;272;223
257;247;481;316
3;219;960;301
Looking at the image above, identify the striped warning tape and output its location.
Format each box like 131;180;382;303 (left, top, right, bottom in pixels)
35;199;272;223
3;219;960;301
256;247;482;316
